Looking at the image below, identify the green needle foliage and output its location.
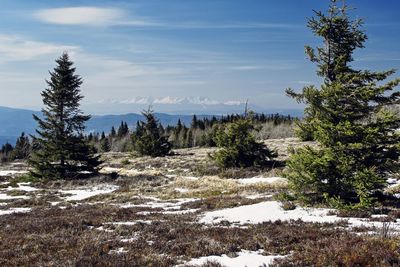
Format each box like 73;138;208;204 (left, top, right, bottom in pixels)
285;1;400;208
212;115;277;168
134;108;172;157
29;53;101;180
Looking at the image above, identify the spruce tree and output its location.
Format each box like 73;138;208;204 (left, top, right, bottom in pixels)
100;136;111;152
134;108;171;157
29;53;101;180
10;132;31;160
110;126;116;137
285;1;400;208
212;115;277;168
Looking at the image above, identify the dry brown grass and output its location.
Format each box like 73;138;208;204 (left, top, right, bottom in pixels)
0;202;365;266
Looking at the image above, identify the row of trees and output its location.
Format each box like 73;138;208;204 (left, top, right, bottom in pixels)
0;133;31;162
87;112;293;153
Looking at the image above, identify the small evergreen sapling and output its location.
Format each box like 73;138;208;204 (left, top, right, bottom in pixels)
212;115;277;168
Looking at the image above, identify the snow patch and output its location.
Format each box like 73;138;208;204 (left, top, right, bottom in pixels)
181;250;285;267
121;198;198;211
234;176;287;185
0;170;28;176
60;184;118;201
200;201;400;231
0;207;31;215
0;193;29;200
174;187;189;193
162;208;200;215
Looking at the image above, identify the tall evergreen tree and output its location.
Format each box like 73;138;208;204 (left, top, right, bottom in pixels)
134;108;171;157
29;53;101;180
285;1;400;207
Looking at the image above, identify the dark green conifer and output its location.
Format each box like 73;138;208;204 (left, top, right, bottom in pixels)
212;115;277;168
29;53;101;180
285;1;400;208
134;108;171;157
10;132;30;160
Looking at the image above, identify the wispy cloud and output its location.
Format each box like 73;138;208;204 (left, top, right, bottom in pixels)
109;96;243;106
0;34;77;62
33;6;298;30
33;7;157;27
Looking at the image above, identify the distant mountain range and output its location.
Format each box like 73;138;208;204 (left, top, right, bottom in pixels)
0;105;303;146
83;96;304;116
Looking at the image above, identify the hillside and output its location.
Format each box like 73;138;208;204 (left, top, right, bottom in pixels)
0;138;399;266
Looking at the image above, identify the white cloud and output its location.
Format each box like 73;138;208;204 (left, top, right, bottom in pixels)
224;100;243;106
103;96;243;106
33;7;299;29
33;7;157;27
0;35;77;62
34;7;123;26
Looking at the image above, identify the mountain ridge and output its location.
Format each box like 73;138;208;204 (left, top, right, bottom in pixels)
0;106;302;145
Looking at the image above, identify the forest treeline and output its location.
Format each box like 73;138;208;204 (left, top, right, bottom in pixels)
0;112;294;162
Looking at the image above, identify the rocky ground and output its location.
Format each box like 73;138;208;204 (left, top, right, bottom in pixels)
0;138;399;266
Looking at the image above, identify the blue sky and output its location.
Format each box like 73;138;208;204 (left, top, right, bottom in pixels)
0;0;399;114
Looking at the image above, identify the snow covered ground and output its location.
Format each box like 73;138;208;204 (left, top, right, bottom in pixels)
0;207;31;215
0;170;28;176
200;201;400;231
233;176;287;185
59;184;119;201
180;250;285;267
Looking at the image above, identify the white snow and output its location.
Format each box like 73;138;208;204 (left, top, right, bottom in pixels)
181;250;285;267
60;184;118;201
121;198;198;211
0;170;28;176
200;201;400;231
0;207;31;215
0;193;29;200
174;187;189;193
181;176;199;181
162;208;200;215
387;178;400;188
109;247;128;254
106;220;153;226
5;183;38;192
246;194;273;200
234;177;287;185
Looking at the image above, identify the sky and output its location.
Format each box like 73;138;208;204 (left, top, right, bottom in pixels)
0;0;399;114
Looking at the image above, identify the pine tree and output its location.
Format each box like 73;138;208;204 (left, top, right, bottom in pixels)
212;116;277;168
10;132;31;160
29;53;101;180
285;1;400;208
100;136;111;152
117;121;129;137
191;115;198;129
110;126;116;137
134;108;171;157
